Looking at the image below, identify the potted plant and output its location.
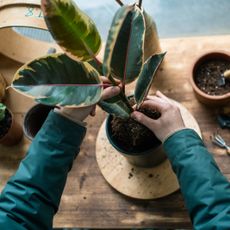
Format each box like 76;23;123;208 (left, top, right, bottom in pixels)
11;0;165;167
190;51;230;106
0;103;23;146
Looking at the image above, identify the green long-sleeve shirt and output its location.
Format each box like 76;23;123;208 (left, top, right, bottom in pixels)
0;111;229;229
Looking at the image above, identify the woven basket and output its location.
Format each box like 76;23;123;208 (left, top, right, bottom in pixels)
0;0;61;63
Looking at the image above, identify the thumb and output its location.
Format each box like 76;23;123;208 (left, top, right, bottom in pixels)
131;111;158;131
101;86;120;100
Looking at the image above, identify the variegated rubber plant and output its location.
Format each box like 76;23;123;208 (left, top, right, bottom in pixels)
11;0;165;118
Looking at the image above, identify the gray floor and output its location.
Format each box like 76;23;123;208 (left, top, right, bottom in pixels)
16;0;230;43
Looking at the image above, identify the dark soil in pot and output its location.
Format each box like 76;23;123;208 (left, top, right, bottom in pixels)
195;58;230;96
111;109;161;153
0;109;11;139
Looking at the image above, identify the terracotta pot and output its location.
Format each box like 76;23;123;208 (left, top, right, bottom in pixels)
190;51;230;106
105;114;166;168
23;104;54;140
0;109;23;146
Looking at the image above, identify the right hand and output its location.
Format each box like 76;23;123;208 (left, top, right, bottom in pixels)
131;91;185;142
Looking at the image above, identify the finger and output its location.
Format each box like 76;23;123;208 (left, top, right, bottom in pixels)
101;86;120;100
100;76;121;85
141;97;166;112
131;111;159;130
100;76;111;84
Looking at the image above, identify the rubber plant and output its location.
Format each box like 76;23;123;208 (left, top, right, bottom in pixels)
11;0;165;119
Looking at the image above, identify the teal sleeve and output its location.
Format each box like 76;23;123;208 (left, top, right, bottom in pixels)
0;111;86;230
164;129;230;229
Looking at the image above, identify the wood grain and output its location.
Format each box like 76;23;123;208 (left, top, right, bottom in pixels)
0;35;229;229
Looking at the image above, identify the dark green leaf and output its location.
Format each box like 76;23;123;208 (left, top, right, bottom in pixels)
98;93;132;119
143;11;161;61
88;59;103;75
135;52;166;107
103;5;145;84
12;54;102;107
41;0;101;61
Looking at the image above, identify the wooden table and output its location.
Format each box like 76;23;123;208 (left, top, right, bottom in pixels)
0;35;229;229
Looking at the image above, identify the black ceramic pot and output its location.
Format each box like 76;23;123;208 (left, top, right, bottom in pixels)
23;104;54;140
105;114;167;168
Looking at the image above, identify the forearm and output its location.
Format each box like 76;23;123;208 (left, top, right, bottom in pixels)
164;129;230;229
0;111;86;229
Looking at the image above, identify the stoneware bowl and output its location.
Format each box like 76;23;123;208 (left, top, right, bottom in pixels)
190;51;230;106
105;114;166;168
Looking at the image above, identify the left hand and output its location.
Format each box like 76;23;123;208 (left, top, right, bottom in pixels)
56;77;120;122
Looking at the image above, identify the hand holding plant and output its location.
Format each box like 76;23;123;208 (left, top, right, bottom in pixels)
132;91;185;142
12;0;164;119
10;0;165;153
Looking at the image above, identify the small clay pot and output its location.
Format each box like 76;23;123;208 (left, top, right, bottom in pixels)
0;108;23;146
23;104;54;140
190;51;230;106
105;114;166;168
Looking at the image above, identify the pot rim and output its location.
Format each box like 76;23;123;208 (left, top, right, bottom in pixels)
190;50;230;100
105;114;161;156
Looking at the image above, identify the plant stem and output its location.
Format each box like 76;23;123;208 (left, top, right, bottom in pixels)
120;92;133;112
108;74;119;86
115;0;124;6
108;74;133;112
138;0;143;8
121;83;125;94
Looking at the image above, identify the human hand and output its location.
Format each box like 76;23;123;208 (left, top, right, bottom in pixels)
55;77;120;123
131;91;185;142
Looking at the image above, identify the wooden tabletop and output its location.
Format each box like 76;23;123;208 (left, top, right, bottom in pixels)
0;35;230;229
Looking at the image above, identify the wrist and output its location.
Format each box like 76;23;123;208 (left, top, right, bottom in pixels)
54;108;87;127
162;127;188;143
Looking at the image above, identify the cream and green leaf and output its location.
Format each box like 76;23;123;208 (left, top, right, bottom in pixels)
12;54;102;107
103;4;145;84
135;52;166;108
41;0;101;61
143;11;161;61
